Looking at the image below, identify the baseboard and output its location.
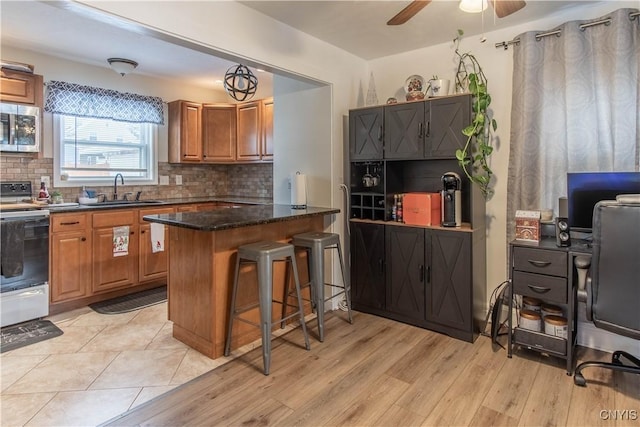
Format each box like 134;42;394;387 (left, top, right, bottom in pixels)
577;321;639;354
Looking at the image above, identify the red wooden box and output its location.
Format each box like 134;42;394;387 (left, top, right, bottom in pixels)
403;192;441;226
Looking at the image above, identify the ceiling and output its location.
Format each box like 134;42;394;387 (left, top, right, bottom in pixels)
1;1;592;92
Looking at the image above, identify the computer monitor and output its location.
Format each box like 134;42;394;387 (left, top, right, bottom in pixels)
567;172;640;232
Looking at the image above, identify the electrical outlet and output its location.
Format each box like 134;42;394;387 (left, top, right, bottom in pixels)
160;175;169;186
40;176;51;188
175;175;182;185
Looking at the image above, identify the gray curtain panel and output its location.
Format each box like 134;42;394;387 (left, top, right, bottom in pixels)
506;8;640;242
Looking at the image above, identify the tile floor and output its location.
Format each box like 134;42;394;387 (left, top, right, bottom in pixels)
0;302;266;426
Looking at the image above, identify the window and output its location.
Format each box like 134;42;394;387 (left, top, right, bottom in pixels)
54;115;157;186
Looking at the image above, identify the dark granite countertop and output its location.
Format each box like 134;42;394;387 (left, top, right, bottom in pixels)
143;204;340;231
45;195;272;213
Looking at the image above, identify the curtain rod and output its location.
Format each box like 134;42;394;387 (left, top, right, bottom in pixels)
495;10;640;50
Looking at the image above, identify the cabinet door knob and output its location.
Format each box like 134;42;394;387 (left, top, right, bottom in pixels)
81;237;86;242
377;125;383;141
425;121;431;137
418;122;423;138
141;230;146;234
419;265;424;282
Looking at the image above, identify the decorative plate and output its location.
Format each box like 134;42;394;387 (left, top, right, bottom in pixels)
404;75;425;95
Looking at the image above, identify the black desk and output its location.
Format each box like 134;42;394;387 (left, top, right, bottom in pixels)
507;237;591;375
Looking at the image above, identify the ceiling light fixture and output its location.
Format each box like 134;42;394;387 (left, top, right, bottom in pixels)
459;0;487;13
107;58;138;76
223;64;258;101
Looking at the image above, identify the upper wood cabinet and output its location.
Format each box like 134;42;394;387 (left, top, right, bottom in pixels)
0;69;43;106
236;100;261;161
202;104;237;163
168;100;202;163
261;98;274;161
169;98;272;164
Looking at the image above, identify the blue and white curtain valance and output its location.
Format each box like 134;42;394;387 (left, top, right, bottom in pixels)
44;81;164;125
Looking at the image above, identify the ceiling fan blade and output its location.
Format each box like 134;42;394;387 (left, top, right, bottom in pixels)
490;0;526;18
387;0;431;26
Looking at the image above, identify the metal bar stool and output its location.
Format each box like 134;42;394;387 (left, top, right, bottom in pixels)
224;241;310;375
285;232;352;342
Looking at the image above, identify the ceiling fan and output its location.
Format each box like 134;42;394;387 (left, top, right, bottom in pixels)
387;0;527;25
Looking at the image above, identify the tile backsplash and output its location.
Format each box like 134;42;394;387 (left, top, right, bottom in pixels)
0;155;273;201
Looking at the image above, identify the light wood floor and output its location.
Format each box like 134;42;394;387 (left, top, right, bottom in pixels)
103;311;639;427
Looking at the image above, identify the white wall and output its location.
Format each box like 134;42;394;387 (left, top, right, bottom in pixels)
273;77;332;207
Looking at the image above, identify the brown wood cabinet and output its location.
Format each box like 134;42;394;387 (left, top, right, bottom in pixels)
92;210;138;293
49;202;236;308
261;98;274;161
0;69;43;106
237;98;273;162
175;202;217;212
202;104;237;163
236;100;261;161
168;100;202;163
50;213;91;303
138;207;174;282
169;98;272;164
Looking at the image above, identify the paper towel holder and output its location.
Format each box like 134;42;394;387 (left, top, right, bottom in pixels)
291;171;307;210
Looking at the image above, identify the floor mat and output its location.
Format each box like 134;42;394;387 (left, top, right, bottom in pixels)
1;320;64;353
89;285;167;315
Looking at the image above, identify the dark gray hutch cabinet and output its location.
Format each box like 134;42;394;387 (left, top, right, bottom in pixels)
348;94;486;343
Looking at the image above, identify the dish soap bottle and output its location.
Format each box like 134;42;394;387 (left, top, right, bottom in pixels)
38;182;49;199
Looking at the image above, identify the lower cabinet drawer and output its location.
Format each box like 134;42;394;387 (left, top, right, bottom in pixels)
512;271;567;304
513;327;567;356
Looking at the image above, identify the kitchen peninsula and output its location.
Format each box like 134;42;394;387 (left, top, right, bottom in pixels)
143;204;339;359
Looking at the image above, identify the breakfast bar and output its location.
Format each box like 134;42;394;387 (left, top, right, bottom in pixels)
143;204;339;359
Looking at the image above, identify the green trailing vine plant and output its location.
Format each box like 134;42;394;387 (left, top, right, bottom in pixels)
453;29;496;199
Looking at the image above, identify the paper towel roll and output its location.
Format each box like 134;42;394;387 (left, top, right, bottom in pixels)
291;172;307;209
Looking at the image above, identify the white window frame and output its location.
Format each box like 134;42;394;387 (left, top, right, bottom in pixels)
53;114;158;187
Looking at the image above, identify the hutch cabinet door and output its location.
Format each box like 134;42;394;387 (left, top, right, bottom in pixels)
350;222;386;310
426;95;471;158
385;225;426;320
426;230;472;330
384;102;425;159
349;107;384;160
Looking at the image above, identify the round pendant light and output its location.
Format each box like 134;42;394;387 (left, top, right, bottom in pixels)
223;64;258;101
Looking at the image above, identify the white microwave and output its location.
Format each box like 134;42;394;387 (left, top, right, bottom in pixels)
0;102;40;152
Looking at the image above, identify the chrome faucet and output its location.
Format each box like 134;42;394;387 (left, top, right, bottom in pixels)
113;173;124;200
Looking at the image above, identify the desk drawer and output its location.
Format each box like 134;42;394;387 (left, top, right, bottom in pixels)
512;271;567;304
513;327;566;356
513;247;567;277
